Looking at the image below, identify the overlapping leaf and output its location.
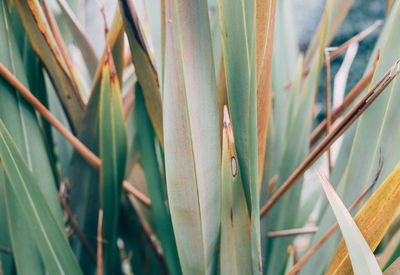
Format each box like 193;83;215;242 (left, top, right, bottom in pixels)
163;0;221;273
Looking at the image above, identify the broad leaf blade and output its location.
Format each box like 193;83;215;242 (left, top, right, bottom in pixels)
218;0;261;272
0;120;82;275
163;0;221;273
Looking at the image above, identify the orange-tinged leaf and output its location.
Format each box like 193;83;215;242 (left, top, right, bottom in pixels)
326;162;400;274
256;0;276;185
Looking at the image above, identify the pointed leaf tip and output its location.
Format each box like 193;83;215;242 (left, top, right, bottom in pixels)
317;169;382;275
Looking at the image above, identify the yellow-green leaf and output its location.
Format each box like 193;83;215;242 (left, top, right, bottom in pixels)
163;0;221;273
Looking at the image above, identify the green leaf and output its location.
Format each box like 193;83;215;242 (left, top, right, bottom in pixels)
99;49;127;273
134;83;181;275
163;0;221;273
119;0;163;145
0;119;83;275
318;171;382;275
218;0;261;272
220;107;252;275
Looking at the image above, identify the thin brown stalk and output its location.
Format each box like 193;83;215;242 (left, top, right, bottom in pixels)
59;193;96;260
97;209;104;275
284;20;381;90
310;67;375;146
326;20;381;62
260;59;400;217
287;163;382;275
267;226;318;238
325;49;332;172
0;62;101;169
123;180;151;207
